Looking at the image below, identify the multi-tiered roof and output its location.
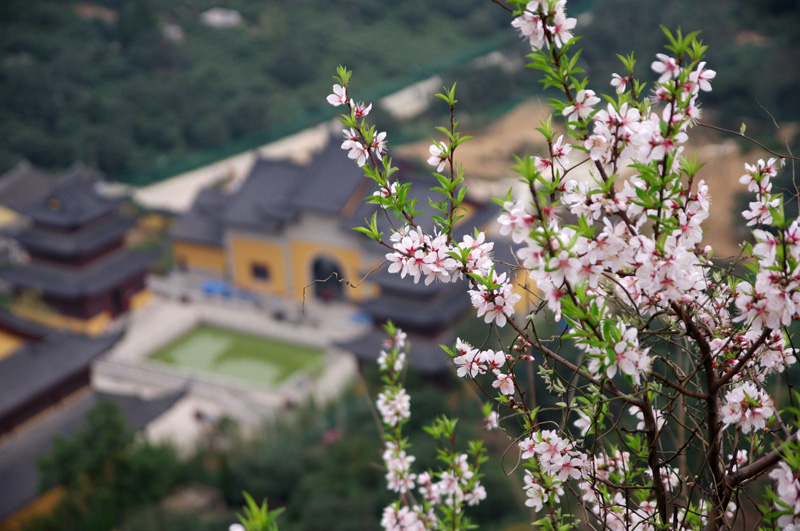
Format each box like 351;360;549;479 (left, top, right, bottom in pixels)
0;162;156;323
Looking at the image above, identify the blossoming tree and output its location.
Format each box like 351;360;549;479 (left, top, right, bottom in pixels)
319;0;800;529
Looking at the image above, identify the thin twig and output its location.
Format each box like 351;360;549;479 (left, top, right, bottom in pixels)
697;122;800;161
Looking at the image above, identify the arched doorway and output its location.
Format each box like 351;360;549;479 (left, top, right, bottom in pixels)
312;256;344;302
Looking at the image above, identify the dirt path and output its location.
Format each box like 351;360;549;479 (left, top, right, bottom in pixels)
395;99;752;257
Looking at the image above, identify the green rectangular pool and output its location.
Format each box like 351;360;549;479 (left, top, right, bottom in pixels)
149;325;324;385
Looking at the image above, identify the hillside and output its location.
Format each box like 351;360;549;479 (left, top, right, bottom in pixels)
0;0;513;181
1;0;798;185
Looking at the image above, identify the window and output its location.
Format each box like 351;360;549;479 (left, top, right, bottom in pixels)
251;263;270;281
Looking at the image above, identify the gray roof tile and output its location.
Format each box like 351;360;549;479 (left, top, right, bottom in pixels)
0;248;159;297
15;163;121;229
0;328;123;423
0;161;55;210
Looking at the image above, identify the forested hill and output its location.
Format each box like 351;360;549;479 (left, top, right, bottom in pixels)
1;0;798;184
0;0;515;182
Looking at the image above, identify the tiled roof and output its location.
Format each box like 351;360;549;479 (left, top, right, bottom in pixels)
170;138;369;244
293;140;368;215
337;328;454;374
221;158;305;228
0;247;158;297
0;161;55;210
169;187;227;246
15;217;133;257
359;281;470;332
0;310;52;340
14;163;121;229
0;329;123;423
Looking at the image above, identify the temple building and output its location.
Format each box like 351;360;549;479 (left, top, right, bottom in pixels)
170;138;524;372
170;139;377;304
0;162;156;334
171;139;506;306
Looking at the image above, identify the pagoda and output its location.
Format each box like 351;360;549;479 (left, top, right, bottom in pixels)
0;163;156;334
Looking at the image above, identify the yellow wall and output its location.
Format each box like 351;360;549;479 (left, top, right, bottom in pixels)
230;236;287;296
129;288;152;311
0;329;23;361
0;488;64;531
289;240;373;302
513;270;541;316
11;304;112;337
0;205;19;229
173;241;226;275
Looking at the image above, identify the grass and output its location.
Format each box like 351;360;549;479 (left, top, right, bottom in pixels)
149;325;324;385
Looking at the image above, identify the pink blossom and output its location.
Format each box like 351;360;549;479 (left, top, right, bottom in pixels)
689;61;716;92
467;272;522;327
484;410;500;431
377;388;411;427
550;9;577;49
720;381;774;433
511;4;546;50
563;89;600;123
769;461;800;528
351;99;372;117
551;135;572;168
610;73;628;93
427;142;448;172
651;53;680;83
327;84;348;106
492;371;515;395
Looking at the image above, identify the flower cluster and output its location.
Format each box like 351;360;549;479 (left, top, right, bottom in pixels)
452;340;519;396
385;227;495;286
383;441;417;494
520;430;588;511
417;456;486;509
467;272;522;328
511;0;576;51
327;1;800;528
380;503;434;531
341;126;386;167
371;324;487;529
720;381;775;434
377;388;411;428
576;452;682;531
586;325;652;385
740;157;779;226
710;329;796;384
769;461;800;530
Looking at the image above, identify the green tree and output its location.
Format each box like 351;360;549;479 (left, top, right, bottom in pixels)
32;400;180;531
116;0;157;47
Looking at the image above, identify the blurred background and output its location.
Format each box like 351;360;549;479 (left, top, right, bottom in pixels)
0;1;799;530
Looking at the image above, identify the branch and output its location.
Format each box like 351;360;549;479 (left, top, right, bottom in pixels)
505;315;646;408
641;394;669;523
713;328;772;390
726;430;800;488
697;122;800;161
490;0;514;13
672;302;729;530
650;371;708;400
